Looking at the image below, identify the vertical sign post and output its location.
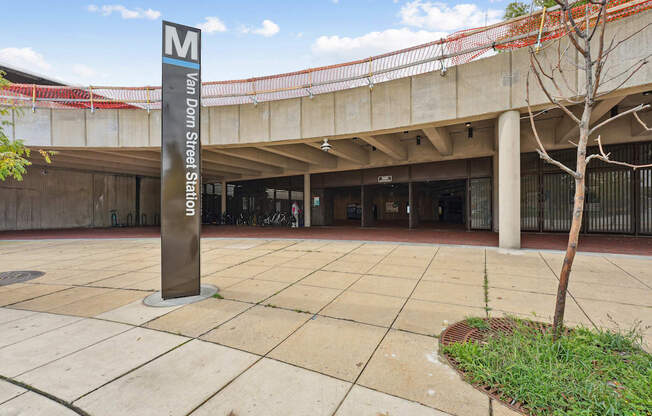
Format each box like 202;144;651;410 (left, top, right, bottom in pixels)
161;21;201;299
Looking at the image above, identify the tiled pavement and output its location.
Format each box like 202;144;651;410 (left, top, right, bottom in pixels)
0;238;650;416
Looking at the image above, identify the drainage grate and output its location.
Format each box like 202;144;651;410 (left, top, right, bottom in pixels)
440;318;557;415
0;271;45;286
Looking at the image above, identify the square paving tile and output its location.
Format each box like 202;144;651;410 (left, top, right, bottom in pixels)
0;391;78;416
0;318;129;377
0;312;82;348
11;287;112;312
75;339;258;416
18;327;187;401
95;299;182;325
265;284;342;313
349;275;418;298
48;289;149;317
488;288;591;325
321;290;405;327
0;379;26;404
488;273;558;295
254;266;314;283
422;267;485;286
201;274;245;290
336;385;448;416
201;305;310;355
367;263;426;279
193;358;350;416
412;281;485;308
486;263;555;279
300;270;362;289
569;281;651;306
0;307;35;324
393;299;486;336
0;284;70;307
44;270;129;286
269;316;386;381
358;329;489;416
146;298;250;337
218;279;288;303
90;272;159;290
212;264;273;279
574;297;652;330
324;260;377;274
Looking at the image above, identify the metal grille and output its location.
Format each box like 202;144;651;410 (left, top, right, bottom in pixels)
585;170;632;233
521;174;539;231
469;178;492;230
542;173;575;232
640;168;652;234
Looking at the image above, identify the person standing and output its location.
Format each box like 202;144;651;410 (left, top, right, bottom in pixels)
291;201;300;228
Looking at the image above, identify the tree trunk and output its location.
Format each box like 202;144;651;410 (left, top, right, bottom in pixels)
552;157;587;340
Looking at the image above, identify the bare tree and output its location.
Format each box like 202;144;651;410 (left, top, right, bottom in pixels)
525;0;652;339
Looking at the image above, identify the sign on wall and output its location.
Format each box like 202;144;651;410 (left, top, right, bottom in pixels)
161;21;202;299
378;175;393;183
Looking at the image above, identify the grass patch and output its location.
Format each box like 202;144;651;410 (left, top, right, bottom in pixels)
442;319;652;416
212;293;224;299
465;316;490;330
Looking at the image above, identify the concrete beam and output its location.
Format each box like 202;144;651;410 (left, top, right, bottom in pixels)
556;96;625;143
422;127;453;156
46;157;160;177
213;147;308;171
359;135;407;160
260;144;337;168
203;150;282;174
53;152;160;170
202;159;261;177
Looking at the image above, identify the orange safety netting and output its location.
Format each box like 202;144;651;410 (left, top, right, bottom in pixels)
1;0;650;110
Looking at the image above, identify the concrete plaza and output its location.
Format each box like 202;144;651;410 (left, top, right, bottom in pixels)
0;238;650;416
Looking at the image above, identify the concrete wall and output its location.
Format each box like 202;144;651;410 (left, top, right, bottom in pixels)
0;167;160;231
6;10;649;150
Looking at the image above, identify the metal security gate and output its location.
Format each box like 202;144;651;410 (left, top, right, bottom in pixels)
520;141;652;235
542;173;575;232
469;178;492;230
641;168;652;233
585;170;633;233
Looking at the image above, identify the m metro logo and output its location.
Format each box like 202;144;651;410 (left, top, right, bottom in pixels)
162;21;201;68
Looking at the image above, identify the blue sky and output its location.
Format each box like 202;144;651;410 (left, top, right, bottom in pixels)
1;0;507;86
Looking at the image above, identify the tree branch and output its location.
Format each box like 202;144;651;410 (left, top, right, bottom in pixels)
587;136;652;169
589;103;650;135
633;111;652;133
526;71;580;179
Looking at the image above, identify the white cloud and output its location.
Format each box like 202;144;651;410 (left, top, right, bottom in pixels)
0;47;52;72
399;1;501;32
312;28;447;62
242;19;280;37
196;16;227;33
72;64;97;78
87;4;161;20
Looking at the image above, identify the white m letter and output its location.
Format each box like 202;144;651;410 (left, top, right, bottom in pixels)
165;26;198;60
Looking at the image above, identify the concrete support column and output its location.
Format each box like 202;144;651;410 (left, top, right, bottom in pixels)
408;182;417;229
498;110;521;249
303;173;311;227
220;180;227;215
361;185;368;227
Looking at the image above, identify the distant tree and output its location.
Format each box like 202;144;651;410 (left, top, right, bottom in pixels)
504;0;558;19
0;72;54;181
505;1;530;19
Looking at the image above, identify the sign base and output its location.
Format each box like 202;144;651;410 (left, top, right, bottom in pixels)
144;284;217;308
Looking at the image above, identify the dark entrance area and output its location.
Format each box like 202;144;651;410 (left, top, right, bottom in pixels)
414;180;466;229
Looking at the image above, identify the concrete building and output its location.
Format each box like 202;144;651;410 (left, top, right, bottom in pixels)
1;8;651;248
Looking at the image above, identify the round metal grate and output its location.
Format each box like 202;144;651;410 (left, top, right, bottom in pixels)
440;318;555;415
0;271;45;286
